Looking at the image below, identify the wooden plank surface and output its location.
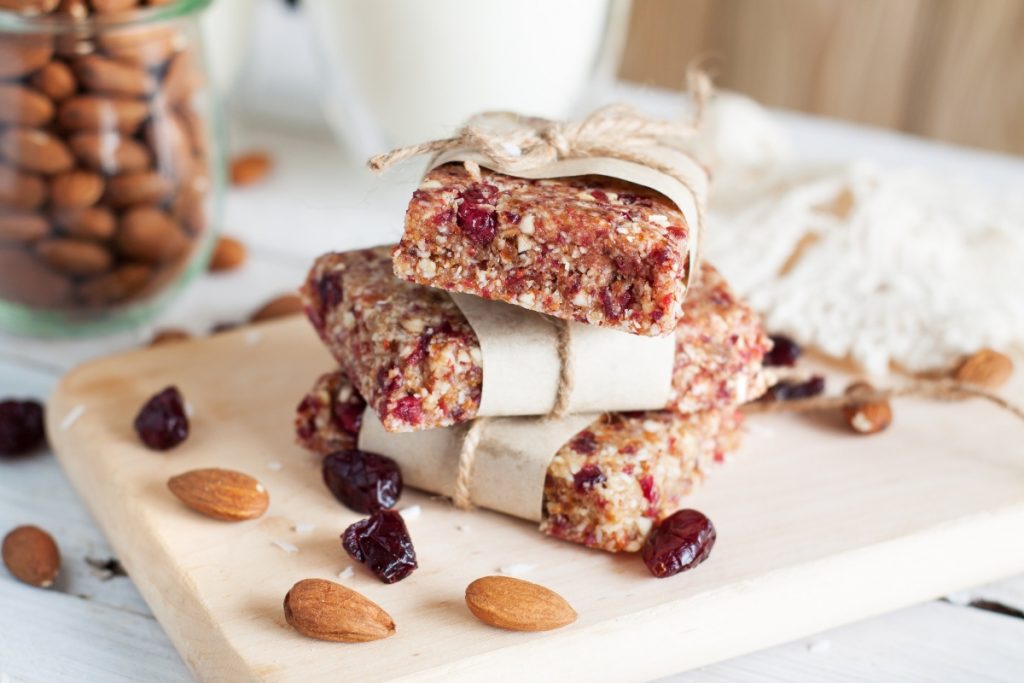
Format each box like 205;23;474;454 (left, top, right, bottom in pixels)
44;316;1024;683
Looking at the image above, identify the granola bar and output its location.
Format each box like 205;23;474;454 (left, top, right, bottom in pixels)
302;247;769;432
392;163;693;336
296;370;743;553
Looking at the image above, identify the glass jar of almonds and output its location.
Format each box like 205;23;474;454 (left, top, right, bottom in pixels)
0;0;222;336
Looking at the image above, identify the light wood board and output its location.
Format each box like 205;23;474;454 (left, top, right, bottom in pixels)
46;317;1024;683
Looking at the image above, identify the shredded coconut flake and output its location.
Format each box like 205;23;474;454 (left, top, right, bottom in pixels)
59;404;86;431
266;461;283;471
338;566;354;580
456;524;471;533
184;402;195;418
498;563;535;577
399;505;421;521
245;330;263;346
271;539;298;554
292;522;316;534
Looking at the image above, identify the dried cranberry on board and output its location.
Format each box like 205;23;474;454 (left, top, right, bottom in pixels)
323;450;402;513
0;399;45;456
133;386;189;451
642;509;716;578
764;334;802;367
342;510;418;584
764;375;825;401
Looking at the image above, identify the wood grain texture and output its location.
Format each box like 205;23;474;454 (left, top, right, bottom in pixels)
45;317;1024;683
620;0;1024;154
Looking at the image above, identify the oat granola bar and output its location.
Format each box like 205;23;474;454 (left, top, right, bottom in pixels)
393;163;693;336
302;246;769;432
296;370;743;553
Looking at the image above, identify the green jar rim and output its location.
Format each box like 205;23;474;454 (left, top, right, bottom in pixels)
0;0;212;34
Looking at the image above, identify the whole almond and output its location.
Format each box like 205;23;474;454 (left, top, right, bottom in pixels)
465;576;576;632
162;50;202;104
58;95;150;134
208;235;246;272
0;0;59;13
29;61;78;102
0;212;49;243
90;0;138;12
0;128;75;175
172;180;206;233
0;84;55;127
0;247;70;308
841;381;893;435
149;328;191;346
97;25;178;66
105;171;174;207
77;263;151;306
0;164;47;210
146;111;194;179
167;468;269;521
0;35;53;80
54;206;116;240
230;151;272;186
73;54;156;98
955;349;1014;389
50;169;105;208
70;132;152;175
284;578;396;643
36;238;112;276
2;525;61;588
117;206;188;263
251;294;303;322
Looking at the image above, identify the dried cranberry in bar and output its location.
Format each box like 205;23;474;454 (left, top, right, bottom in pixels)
393;164;694;336
299;371;745;554
302;247;769;433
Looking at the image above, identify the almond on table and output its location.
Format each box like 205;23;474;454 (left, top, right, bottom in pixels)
229;151;273;186
2;525;60;588
208;235;247;272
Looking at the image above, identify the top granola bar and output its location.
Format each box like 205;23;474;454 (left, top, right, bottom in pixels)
392;163;693;336
302;246;769;433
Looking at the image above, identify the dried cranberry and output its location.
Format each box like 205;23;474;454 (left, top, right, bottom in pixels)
642;509;716;578
765;375;825;401
317;273;343;309
342;509;418;583
569;430;598;455
456;185;499;245
133;386;189;451
765;334;802;367
333;400;364;437
573;464;606;493
0;399;45;456
391;396;422;425
323;449;402;513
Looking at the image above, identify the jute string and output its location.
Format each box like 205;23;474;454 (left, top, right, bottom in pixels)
369;68;713;511
742;378;1024;423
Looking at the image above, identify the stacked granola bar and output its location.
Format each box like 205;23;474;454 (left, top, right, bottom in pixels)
295;166;770;553
296;369;743;553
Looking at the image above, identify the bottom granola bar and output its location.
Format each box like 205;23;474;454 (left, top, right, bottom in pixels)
296;370;743;553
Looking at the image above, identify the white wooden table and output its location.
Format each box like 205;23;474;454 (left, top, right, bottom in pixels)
1;90;1023;681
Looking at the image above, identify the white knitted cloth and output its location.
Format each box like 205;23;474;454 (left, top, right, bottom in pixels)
695;95;1024;376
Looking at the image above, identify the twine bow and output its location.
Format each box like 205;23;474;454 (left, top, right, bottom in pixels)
369;68;713;511
368;66;712;187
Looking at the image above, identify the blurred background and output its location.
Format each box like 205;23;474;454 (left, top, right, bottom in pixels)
229;0;1024;155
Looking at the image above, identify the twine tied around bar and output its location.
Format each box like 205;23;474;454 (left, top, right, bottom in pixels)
369;67;713;511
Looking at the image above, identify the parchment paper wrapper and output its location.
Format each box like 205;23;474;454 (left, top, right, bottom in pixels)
359;409;596;521
451;293;675;416
431;125;709;289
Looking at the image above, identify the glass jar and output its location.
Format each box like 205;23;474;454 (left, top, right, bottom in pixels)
0;0;222;336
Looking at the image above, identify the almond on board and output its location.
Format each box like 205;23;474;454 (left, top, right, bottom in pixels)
465;576;577;632
284;578;396;643
167;468;270;521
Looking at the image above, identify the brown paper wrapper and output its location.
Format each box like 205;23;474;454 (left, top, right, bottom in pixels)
358;409;596;522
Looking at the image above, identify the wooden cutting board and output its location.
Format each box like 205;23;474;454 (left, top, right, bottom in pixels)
47;317;1024;683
